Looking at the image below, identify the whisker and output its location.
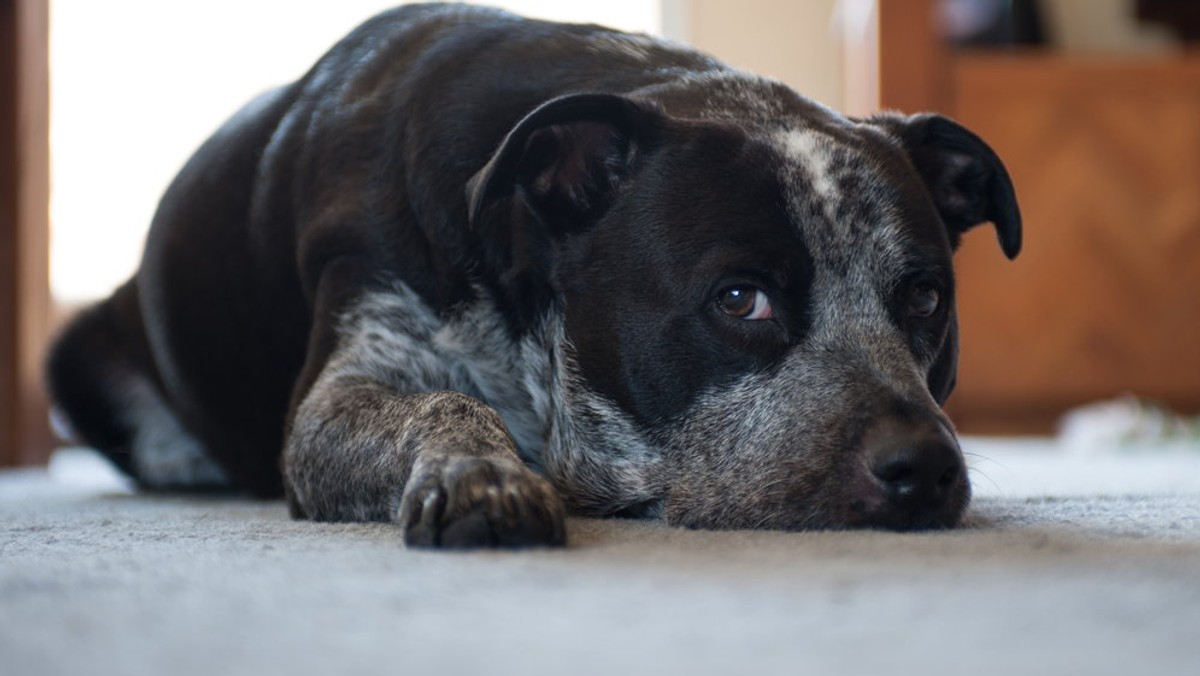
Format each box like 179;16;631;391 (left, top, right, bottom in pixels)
962;451;1004;495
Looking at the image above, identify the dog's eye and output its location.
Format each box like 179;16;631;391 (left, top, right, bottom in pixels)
908;283;940;318
717;286;773;320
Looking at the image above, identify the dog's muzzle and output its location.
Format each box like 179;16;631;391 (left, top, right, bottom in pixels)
854;413;969;530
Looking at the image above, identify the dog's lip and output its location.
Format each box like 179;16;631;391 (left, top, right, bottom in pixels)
841;501;966;531
841;456;970;531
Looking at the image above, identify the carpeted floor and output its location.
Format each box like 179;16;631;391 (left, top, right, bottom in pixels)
3;439;1200;676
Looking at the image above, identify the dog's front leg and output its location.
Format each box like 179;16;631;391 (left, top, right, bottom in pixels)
285;350;566;549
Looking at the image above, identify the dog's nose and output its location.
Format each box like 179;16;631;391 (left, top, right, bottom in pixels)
863;416;965;528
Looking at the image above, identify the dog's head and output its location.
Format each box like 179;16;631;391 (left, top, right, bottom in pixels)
467;81;1021;531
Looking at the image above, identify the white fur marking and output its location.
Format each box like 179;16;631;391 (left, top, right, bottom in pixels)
779;129;842;204
123;381;229;487
329;282;551;458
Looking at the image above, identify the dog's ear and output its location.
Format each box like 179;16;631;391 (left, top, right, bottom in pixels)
465;94;660;327
874;113;1022;259
467;93;659;232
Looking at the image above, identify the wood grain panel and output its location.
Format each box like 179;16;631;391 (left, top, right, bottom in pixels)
1;0;52;466
877;0;948;113
946;53;1200;432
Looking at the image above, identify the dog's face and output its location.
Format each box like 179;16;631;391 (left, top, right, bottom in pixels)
469;83;1020;531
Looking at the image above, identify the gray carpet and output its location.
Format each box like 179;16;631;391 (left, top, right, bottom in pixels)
3;440;1200;676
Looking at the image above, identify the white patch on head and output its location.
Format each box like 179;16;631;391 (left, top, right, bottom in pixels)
769;124;934;389
773;126;916;284
778;128;842;207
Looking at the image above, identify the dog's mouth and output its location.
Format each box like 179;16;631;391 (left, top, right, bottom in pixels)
658;414;971;534
840;464;972;532
663;470;971;533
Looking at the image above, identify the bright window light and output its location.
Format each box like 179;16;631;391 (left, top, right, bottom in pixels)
50;1;661;304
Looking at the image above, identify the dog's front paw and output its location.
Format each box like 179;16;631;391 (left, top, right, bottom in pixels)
398;456;567;549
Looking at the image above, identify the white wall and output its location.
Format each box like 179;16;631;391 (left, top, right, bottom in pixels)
49;1;661;304
49;0;851;305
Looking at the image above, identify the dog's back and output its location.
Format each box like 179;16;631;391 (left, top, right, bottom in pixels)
47;5;718;495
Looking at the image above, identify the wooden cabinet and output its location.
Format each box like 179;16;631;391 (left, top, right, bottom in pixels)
949;54;1200;432
870;1;1200;433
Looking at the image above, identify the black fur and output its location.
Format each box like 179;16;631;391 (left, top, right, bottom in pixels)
45;4;1021;548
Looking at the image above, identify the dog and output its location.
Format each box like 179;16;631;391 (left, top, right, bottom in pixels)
46;3;1021;548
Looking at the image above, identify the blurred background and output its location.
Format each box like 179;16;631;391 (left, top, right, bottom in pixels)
3;0;1198;466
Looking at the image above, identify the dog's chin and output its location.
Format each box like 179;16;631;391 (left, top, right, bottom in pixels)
663;476;971;533
840;484;972;532
831;464;973;532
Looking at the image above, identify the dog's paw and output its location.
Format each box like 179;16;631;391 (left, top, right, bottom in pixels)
398;456;567;549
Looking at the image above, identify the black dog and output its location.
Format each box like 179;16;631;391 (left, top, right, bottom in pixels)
46;4;1021;548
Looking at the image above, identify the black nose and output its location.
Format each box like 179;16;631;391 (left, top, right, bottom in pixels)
864;417;966;529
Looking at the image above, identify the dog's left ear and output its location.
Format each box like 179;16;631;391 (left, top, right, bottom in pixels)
874;113;1022;259
467;93;661;232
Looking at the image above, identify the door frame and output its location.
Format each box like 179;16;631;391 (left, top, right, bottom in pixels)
1;0;52;466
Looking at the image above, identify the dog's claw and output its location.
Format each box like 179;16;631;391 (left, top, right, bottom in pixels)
400;484;446;548
399;457;566;549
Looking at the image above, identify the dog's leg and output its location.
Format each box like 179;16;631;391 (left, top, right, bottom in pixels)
283;264;565;549
288;386;565;548
46;280;228;489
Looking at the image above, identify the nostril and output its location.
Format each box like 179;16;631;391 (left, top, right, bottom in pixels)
873;458;909;485
872;458;918;495
869;445;961;505
937;463;961;490
871;457;919;501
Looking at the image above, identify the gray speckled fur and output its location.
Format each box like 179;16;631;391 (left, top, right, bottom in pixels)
284;280;664;535
284;282;566;544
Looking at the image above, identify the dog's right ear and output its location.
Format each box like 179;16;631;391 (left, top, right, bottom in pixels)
466;94;661;327
868;112;1022;260
466;93;661;233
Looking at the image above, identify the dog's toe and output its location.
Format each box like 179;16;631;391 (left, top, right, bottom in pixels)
399;457;566;549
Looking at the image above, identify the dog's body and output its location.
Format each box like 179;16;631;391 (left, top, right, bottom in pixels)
47;4;1020;547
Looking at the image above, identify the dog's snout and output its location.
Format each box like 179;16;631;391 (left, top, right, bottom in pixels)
862;416;967;529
